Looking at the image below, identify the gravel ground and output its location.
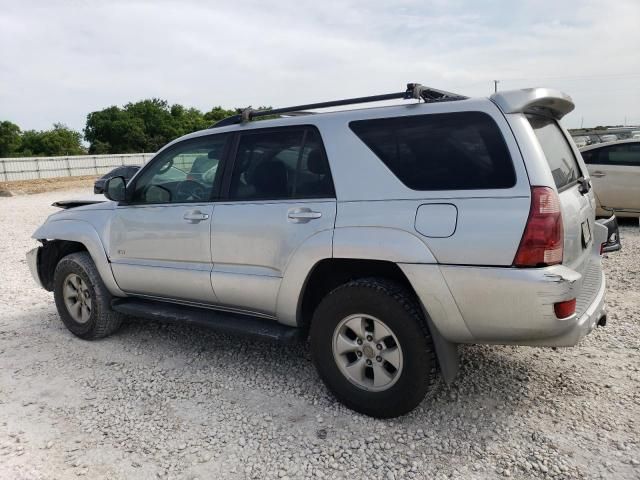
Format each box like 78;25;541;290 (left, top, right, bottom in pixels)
1;188;639;480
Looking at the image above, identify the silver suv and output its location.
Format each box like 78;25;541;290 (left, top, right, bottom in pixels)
27;84;621;418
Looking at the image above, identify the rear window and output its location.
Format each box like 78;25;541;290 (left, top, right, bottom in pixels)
349;112;515;191
528;115;582;190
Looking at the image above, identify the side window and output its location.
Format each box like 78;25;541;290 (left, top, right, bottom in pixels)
228;127;334;200
581;149;598;165
582;143;640;166
606;143;640;166
349;112;516;190
132;134;228;204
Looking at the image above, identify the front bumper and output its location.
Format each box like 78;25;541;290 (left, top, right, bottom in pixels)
26;247;43;288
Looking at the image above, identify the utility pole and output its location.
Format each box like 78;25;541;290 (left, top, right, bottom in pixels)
493;80;500;93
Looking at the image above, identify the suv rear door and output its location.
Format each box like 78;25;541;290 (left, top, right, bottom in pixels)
210;126;336;316
527;115;594;271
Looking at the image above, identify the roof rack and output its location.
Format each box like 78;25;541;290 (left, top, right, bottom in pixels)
210;83;467;128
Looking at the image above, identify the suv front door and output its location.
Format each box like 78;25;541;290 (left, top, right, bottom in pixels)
108;133;229;304
210;126;336;316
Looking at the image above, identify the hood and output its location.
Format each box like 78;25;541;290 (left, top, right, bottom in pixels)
51;199;116;212
52;199;106;209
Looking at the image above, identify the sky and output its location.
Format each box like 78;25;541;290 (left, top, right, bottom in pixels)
1;0;639;133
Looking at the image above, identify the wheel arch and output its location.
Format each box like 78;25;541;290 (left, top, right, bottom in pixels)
277;226;438;327
37;239;87;291
296;257;460;384
33;220;125;296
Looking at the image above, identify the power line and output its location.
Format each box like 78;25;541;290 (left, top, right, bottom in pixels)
450;72;640;90
498;72;640;82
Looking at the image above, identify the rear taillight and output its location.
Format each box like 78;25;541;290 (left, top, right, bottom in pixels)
513;187;564;267
554;299;576;319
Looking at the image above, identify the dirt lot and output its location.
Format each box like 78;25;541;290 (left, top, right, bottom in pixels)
1;187;639;480
0;176;97;196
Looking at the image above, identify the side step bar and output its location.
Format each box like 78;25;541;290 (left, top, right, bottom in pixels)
111;298;300;344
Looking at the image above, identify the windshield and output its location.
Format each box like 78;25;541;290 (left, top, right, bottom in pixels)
528;115;582;190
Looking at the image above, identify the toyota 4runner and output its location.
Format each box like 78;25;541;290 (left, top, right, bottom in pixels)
27;84;621;418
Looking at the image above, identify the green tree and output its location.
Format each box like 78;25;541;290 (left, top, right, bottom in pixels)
85;101;274;154
85;105;146;154
124;99;177;151
0;121;22;157
171;105;209;136
203;106;237;125
19;124;85;156
86;99;193;153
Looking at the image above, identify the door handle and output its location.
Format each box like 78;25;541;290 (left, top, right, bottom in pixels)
183;210;209;223
287;208;322;223
591;171;606;177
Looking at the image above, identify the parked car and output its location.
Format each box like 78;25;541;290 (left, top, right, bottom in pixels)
571;135;589;148
26;84;620;418
599;134;618;143
580;139;640;217
93;165;140;194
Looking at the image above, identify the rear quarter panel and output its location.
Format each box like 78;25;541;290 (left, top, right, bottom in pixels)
325;99;532;266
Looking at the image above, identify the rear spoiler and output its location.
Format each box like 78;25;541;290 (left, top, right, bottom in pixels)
490;88;575;120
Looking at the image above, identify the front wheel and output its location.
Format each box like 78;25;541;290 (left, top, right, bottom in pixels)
310;278;437;418
53;252;123;340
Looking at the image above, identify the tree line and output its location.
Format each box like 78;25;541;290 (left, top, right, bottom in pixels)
0;99;250;157
0;121;85;157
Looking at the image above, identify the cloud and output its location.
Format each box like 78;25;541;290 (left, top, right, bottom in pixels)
1;0;639;131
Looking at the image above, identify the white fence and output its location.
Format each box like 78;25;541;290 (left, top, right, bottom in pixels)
0;153;156;181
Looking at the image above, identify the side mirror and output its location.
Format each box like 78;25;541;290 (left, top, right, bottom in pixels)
104;176;126;202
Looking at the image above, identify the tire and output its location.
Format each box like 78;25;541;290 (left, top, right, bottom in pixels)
53;252;123;340
310;278;437;418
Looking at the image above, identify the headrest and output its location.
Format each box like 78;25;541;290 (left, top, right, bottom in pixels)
252;161;288;197
190;156;210;173
307;149;327;175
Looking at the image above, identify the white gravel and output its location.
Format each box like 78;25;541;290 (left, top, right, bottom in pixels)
1;188;639;480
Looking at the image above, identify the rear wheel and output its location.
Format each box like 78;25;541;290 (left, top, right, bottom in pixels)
310;278;436;418
53;252;123;339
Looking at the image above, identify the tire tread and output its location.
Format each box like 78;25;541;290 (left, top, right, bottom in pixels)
54;252;123;339
310;276;437;417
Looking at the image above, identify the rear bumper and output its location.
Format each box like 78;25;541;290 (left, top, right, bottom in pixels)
26;247;43;288
401;219;612;348
538;269;605;347
436;259;606;347
402;225;609;348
